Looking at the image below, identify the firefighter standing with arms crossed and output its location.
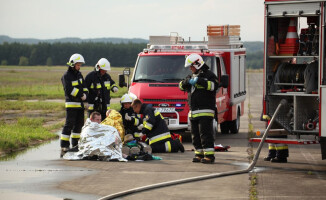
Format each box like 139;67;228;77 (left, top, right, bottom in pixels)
179;53;219;164
60;53;88;157
85;58;119;121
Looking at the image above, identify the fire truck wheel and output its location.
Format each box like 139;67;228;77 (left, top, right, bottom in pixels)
220;121;230;134
230;109;240;134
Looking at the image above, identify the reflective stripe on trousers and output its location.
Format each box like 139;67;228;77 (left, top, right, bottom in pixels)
149;132;171;145
165;141;172;152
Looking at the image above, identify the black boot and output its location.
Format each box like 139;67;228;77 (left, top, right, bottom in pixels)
176;139;185;153
192;155;204;163
60;147;69;158
67;145;79;152
263;156;274;161
270;157;287;163
201;156;215;164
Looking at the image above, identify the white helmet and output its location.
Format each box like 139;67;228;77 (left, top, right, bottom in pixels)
67;53;85;67
184;53;204;70
120;94;133;104
95;58;111;71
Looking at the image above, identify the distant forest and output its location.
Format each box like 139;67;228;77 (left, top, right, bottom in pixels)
0;38;263;69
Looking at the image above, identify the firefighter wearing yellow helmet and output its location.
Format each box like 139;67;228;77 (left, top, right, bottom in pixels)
179;53;219;164
119;94;143;140
85;58;119;120
60;53;88;157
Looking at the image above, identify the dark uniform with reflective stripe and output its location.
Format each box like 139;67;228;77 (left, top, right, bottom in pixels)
85;70;118;120
61;67;88;148
140;103;181;153
268;142;289;159
120;106;143;139
179;64;219;159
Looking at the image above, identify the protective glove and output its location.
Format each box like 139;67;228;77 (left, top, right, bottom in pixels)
137;124;144;130
189;77;198;86
137;132;144;138
182;75;191;85
125;113;132;121
113;87;119;93
81;94;87;101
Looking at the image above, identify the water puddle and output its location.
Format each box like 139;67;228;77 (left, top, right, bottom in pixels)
0;138;99;200
231;161;269;173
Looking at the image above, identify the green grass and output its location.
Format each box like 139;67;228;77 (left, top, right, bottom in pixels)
0;66;128;155
0;66;131;100
0;117;58;152
249;173;258;200
0;100;64;111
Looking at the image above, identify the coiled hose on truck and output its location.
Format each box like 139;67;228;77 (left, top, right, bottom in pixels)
98;99;288;200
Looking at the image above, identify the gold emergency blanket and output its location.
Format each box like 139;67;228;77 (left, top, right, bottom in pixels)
101;109;125;141
63;118;127;161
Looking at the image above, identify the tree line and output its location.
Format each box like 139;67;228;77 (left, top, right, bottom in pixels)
0;42;263;68
0;42;146;67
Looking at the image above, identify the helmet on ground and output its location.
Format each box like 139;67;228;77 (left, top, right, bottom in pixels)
67;53;85;67
184;53;204;70
95;58;111;71
120;94;133;104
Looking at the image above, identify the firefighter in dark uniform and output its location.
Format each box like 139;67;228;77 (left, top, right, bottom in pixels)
131;99;184;153
119;94;143;140
60;53;88;157
85;58;119;121
262;115;289;163
179;53;219;164
264;142;289;163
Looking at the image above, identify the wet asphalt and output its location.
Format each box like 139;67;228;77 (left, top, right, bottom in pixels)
0;138;99;200
1;72;326;200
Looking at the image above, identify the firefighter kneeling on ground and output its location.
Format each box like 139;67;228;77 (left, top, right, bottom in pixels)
60;53;88;157
119;94;143;140
85;58;119;121
179;53;219;164
131;99;184;153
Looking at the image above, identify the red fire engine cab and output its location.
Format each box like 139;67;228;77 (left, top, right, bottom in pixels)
250;0;326;159
120;27;246;136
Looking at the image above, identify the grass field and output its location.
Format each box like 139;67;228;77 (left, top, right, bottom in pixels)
0;66;131;100
0;66;131;156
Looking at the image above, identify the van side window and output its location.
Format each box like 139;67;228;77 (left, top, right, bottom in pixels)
217;57;226;75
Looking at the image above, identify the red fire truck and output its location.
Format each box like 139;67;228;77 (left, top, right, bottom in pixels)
119;28;246;136
250;0;326;159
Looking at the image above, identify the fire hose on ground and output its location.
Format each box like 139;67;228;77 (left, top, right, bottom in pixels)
98;99;288;200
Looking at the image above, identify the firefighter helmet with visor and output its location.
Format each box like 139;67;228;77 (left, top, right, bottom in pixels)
184;53;204;70
67;53;85;67
120;94;133;104
95;58;111;71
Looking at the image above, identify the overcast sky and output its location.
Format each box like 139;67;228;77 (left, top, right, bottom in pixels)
0;0;264;41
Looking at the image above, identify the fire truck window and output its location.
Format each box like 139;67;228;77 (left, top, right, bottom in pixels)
134;56;215;83
215;57;221;78
203;56;217;76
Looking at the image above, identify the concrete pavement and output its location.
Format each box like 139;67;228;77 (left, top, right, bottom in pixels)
58;72;326;200
1;71;325;200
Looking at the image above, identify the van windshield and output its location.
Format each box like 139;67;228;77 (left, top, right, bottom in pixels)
133;55;216;83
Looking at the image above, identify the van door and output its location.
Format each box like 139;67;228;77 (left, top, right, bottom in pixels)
216;56;229;123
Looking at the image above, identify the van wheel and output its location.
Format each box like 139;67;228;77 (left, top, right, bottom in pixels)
213;119;218;140
230;109;240;134
220;121;229;134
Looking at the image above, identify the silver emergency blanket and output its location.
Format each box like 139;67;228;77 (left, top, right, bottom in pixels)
63;118;127;162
